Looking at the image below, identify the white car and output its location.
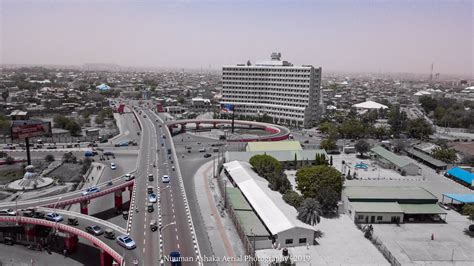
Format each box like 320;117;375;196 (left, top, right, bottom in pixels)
124;174;135;181
116;235;136;250
110;163;117;170
0;209;17;216
82;186;100;196
45;213;63;222
161;175;170;183
148;194;158;203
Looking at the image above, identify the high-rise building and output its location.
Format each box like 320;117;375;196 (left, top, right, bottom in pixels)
221;53;322;128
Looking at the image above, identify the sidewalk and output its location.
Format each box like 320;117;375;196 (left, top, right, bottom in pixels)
69;162;105;212
194;161;246;264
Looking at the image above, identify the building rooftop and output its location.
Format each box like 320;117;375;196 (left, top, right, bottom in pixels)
350;202;403;213
223;161;314;236
442;193;474;204
405;148;447;168
352;100;388;110
446;167;474;185
344;186;438;202
226;150;327;163
246;141;302;152
371;145;412;168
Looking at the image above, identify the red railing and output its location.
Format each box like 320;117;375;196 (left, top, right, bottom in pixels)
0;216;123;264
41;180;134;208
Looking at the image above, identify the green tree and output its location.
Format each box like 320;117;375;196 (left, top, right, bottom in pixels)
65;120;81;136
0;151;7;158
462;204;474;222
81;157;93;174
95;116;105;125
297;198;322;226
5;156;15;165
406;118;433;139
432;147;457;163
177;96;185;104
62;152;77;163
387;105;407;136
249;154;291;193
1;90;9;102
315;153;328;165
354;139;370;157
44;154;55;162
320;138;337;151
419;96;438;113
282;190;303;209
295;165;343;210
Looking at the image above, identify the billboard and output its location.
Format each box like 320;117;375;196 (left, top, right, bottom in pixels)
11;120;52;140
220;103;234;113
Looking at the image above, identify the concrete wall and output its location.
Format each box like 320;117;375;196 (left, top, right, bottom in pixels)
276;227;316;248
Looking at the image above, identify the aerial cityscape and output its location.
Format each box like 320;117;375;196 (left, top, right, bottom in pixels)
0;0;473;266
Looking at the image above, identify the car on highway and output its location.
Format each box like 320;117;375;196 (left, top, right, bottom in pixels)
110;163;117;170
148;194;158;203
150;220;158;232
116;235;136;250
114;141;129;147
0;209;17;216
84;150;96;157
203;153;212;158
162;175;170;183
148;174;154;181
147;203;154;213
82;186;100;196
124;173;135;181
4;144;16;150
45;213;63;222
85;225;104;236
104;229;115;239
147;186;154;194
199;148;206;152
170;251;182;266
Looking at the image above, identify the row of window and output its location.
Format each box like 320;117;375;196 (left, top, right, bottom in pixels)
222;88;312;94
223;68;313;73
223;73;314;78
285;238;307;244
225;98;309;107
223;81;310;86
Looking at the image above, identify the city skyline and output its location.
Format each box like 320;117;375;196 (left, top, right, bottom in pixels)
1;0;472;77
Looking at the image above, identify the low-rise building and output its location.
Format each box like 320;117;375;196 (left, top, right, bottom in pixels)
342;186;446;224
371;146;421;176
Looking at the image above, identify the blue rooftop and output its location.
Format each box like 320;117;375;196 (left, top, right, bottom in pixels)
446;167;474;185
442;193;474;204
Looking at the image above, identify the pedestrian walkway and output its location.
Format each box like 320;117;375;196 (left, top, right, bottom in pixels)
194;161;246;264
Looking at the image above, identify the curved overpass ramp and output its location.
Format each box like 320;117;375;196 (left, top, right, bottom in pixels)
165;119;290;142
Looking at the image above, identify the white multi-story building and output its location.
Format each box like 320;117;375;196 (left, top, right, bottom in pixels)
221;53;322;128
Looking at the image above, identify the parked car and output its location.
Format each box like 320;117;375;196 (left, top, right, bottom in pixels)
110;163;117;170
45;213;63;222
199;148;206;152
82;186;100;196
86;225;104;236
103;151;114;156
0;209;17;216
116;235;136;249
203;153;212;158
84;150;96;157
148;194;158;203
162;175;170;183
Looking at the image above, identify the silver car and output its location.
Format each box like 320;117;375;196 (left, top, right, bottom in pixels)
116;235;136;249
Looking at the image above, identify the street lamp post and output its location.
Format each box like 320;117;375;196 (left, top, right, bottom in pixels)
160;221;177;261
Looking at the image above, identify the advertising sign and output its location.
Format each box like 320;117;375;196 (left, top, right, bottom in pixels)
11;120;52;140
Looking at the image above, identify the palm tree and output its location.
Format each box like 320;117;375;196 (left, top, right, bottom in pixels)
297;198;322;226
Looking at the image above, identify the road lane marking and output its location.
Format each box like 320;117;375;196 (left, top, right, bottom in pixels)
176;235;179;241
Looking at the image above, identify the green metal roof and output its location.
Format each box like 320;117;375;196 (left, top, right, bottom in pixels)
344;186;438;202
350;202;403;213
371;145;411;168
226;187;252;210
246;141;302;152
405;148;447;168
234;210;270;237
399;204;446;214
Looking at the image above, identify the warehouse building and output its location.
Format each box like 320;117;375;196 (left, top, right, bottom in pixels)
223;161;317;249
371;146;421;176
342;186;446;224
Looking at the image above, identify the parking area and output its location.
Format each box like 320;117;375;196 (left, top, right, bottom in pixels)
372;209;473;265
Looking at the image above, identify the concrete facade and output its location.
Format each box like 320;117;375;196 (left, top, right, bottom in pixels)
221;53;322;128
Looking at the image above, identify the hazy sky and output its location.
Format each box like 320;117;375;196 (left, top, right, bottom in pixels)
1;0;472;76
